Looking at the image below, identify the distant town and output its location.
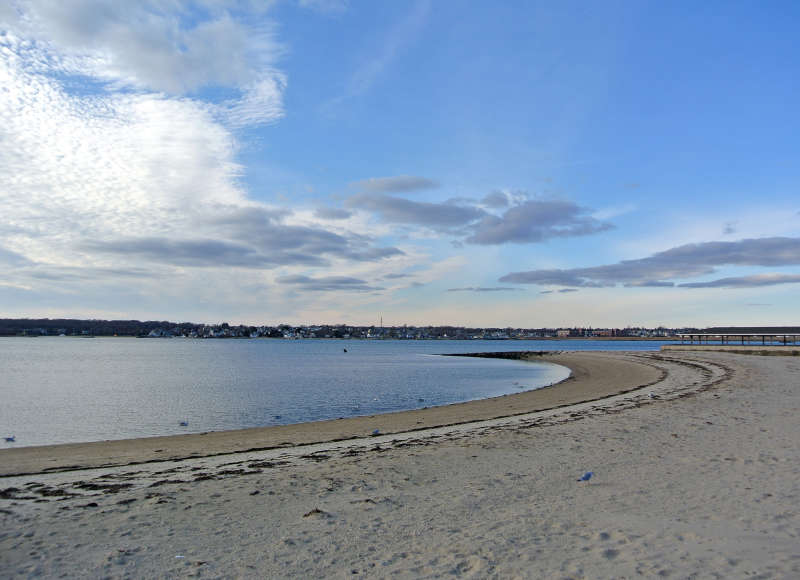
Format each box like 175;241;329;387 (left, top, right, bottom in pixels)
0;318;691;340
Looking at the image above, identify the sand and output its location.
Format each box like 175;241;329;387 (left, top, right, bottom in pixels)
1;350;799;578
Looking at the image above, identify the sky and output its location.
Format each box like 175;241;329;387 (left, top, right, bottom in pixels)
1;0;799;328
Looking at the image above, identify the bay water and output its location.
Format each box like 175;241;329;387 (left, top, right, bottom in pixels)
0;337;668;447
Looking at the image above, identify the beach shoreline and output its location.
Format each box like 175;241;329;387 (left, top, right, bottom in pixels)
2;350;798;578
0;351;662;476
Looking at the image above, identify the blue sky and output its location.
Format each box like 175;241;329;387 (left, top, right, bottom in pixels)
1;0;799;327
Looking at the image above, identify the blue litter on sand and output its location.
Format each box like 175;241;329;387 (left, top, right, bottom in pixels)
4;436;15;442
372;429;380;435
577;471;593;482
179;421;188;427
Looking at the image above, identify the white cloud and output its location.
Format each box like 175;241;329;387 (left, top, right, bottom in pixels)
15;2;280;90
2;2;283;267
1;41;243;262
224;73;286;127
0;2;18;25
0;22;405;308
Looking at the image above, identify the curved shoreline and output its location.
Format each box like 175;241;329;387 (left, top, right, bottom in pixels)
6;352;800;577
0;351;663;476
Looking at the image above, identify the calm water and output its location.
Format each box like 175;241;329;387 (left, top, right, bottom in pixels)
0;338;669;447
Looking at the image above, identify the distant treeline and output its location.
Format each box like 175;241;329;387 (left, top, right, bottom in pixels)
0;318;195;337
0;318;696;339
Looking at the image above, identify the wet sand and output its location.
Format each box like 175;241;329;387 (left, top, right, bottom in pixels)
2;350;798;578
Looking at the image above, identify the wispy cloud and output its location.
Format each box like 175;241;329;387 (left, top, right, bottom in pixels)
314;207;354;220
323;0;430;109
593;203;637;221
351;175;439;194
626;281;676;288
82;215;404;269
500;237;800;288
298;0;349;14
481;191;510;208
347;193;485;228
224;74;287;127
21;265;155;282
82;237;328;269
723;221;738;235
447;287;523;292
276;274;382;292
679;273;800;289
202;207;404;263
0;245;33;266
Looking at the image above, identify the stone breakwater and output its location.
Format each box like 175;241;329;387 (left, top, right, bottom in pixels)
441;350;553;359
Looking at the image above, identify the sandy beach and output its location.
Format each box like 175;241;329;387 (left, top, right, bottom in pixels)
1;350;799;578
